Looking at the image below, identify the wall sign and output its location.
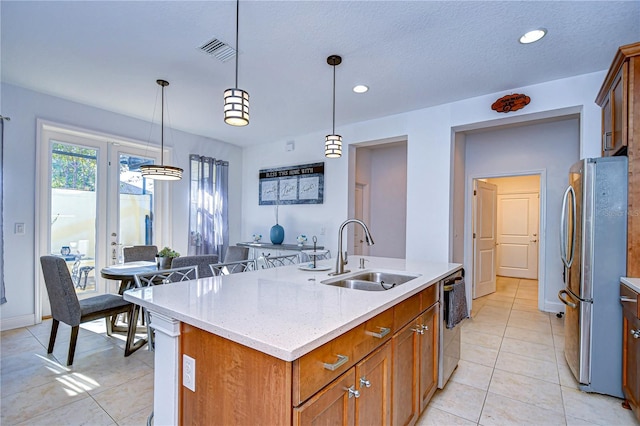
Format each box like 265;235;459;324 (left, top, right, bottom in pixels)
491;93;530;113
259;162;324;205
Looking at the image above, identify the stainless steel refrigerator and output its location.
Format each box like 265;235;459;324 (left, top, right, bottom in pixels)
558;156;627;398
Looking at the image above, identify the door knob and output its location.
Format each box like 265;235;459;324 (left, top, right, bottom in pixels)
631;329;640;339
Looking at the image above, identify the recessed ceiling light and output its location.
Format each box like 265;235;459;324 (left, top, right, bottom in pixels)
519;29;547;44
353;85;369;94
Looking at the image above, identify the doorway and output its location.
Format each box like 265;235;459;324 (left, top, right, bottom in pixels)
472;175;541;299
451;114;580;313
351;140;407;258
36;121;167;318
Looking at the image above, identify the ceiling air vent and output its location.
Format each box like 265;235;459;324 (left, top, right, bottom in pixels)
198;37;236;62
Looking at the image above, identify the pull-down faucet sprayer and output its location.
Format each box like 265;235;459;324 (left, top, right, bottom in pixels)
329;219;375;276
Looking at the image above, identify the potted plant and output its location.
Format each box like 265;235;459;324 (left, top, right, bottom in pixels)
156;246;180;269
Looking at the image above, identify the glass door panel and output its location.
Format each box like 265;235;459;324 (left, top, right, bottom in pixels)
50;141;98;294
118;154;154;248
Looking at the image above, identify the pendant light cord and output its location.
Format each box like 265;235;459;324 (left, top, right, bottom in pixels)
332;64;336;134
235;0;239;88
160;83;165;166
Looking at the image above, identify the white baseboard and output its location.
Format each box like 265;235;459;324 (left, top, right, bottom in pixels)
1;314;37;331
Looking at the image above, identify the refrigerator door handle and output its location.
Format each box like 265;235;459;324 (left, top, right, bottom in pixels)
558;289;578;309
559;185;576;268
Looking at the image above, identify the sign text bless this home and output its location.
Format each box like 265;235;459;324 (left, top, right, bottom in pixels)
260;165;322;179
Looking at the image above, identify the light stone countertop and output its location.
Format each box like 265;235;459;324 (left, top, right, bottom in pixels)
124;256;461;361
621;277;640;294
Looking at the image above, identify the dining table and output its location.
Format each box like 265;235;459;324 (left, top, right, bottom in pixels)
100;261;158;355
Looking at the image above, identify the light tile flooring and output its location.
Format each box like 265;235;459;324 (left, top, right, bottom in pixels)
1;277;638;425
1;319;154;425
419;276;639;426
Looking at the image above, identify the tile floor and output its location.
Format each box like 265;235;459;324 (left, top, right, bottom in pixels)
1;319;154;425
419;276;639;426
1;277;638;425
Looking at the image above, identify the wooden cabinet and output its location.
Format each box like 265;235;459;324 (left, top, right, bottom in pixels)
596;42;640;276
600;65;628;156
294;342;393;426
392;303;438;426
621;283;640;422
180;282;444;425
418;305;438;412
294;369;356;425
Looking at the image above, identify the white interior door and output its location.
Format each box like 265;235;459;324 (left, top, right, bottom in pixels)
473;180;497;299
496;192;539;279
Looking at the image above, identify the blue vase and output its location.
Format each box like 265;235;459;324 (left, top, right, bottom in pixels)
270;224;284;245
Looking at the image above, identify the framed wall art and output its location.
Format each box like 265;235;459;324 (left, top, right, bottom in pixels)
259;162;324;205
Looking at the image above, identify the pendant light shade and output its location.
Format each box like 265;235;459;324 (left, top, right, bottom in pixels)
140;79;183;181
325;55;342;158
224;0;249;126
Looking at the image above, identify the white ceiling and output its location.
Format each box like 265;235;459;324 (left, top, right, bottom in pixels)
2;1;639;147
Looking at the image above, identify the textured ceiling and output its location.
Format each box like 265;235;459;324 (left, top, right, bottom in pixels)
2;1;639;147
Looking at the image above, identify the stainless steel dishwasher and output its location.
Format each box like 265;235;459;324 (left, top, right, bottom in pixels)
438;268;465;388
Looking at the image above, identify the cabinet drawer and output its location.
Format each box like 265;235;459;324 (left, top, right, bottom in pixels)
292;308;394;406
420;284;438;310
394;292;422;330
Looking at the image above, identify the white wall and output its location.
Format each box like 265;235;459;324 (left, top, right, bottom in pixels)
241;71;605;265
1;83;243;329
368;144;407;258
465;118;580;312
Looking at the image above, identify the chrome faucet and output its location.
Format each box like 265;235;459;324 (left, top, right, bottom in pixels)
330;219;375;276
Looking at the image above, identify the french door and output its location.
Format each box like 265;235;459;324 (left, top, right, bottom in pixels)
37;122;166;317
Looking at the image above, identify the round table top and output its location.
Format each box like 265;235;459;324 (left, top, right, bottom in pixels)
100;261;157;280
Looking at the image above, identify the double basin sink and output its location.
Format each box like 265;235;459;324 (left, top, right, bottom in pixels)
321;271;420;291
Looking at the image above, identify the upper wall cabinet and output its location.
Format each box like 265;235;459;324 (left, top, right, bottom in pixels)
596;42;640;157
596;42;640;276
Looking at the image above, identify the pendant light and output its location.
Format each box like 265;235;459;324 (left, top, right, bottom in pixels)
140;79;183;180
224;0;249;126
325;55;342;158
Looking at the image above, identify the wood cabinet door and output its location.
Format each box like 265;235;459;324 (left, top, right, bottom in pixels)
294;369;356;426
355;341;392;426
392;320;420;426
418;305;439;412
622;308;640;422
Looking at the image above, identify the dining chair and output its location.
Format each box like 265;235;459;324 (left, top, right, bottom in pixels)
134;266;198;350
210;259;257;276
170;254;219;278
223;246;249;263
40;255;133;366
263;253;300;268
123;245;158;262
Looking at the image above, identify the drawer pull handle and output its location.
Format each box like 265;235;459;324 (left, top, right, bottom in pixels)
621;297;637;304
323;354;349;371
367;327;391;339
347;386;360;399
421;324;429;331
360;377;371;388
411;328;425;335
631;329;640;339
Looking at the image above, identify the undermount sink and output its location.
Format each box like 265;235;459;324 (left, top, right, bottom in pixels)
321;271;420;291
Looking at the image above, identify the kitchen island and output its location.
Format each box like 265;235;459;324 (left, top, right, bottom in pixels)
124;256;461;425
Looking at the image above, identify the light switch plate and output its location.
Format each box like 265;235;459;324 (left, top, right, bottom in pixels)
15;223;25;235
183;354;196;392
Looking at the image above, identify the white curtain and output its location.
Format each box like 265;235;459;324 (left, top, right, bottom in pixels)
188;155;229;261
